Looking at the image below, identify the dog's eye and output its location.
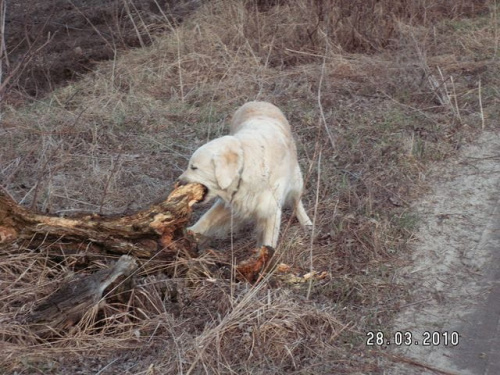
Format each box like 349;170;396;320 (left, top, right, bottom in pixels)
190;165;198;171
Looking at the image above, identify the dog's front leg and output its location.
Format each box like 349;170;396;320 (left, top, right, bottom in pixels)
258;210;282;248
189;199;233;239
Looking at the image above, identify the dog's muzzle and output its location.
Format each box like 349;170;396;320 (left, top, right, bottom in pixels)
176;178;189;187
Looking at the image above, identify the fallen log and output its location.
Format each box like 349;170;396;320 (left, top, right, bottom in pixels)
0;183;206;261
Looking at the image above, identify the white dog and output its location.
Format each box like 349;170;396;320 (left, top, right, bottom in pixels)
178;101;312;248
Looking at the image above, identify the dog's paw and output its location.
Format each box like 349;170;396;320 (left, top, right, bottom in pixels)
302;222;314;232
186;228;212;249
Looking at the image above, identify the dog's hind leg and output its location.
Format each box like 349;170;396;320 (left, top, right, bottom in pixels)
288;188;312;227
295;198;313;227
289;166;313;228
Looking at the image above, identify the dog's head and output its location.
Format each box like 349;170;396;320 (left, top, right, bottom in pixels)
178;136;243;203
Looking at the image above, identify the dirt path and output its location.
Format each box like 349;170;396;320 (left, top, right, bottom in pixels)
389;130;500;374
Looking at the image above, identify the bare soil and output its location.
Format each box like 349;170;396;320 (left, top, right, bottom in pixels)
3;0;199;101
389;131;500;374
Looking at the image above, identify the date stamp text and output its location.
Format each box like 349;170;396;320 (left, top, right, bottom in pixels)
366;331;460;347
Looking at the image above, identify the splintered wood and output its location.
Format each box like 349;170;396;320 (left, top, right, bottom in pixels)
236;246;275;283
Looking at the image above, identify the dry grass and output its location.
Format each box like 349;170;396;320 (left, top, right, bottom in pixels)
1;0;499;373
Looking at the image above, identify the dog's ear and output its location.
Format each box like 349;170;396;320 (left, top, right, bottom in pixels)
213;138;243;190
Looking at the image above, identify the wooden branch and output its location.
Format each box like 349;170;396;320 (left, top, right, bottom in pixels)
0;183;206;260
236;246;275;283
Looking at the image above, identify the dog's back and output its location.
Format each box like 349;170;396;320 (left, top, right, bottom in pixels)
230;101;291;136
